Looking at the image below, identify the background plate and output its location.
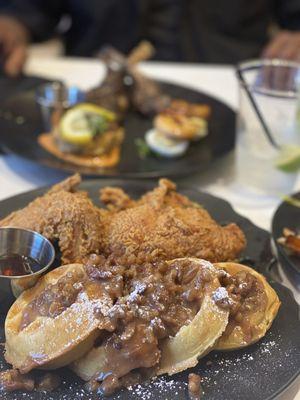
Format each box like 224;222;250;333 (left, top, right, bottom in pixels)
0;180;299;400
272;192;300;290
0;79;235;178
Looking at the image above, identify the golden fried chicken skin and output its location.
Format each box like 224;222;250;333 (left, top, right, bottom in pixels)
100;179;246;265
0;174;103;264
0;176;246;266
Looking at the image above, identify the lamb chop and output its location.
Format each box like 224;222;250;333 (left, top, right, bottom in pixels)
86;47;129;119
125;41;170;115
127;66;171;115
86;41;170;118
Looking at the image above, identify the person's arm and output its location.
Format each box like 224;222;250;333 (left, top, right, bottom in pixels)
263;0;300;60
0;0;63;76
139;0;182;61
0;0;64;42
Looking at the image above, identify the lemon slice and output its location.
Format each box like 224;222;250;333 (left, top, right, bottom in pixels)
59;103;116;146
75;103;116;122
275;145;300;173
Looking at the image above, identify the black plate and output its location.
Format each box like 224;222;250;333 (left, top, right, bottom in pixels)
0;180;299;400
0;80;235;178
272;192;300;289
0;75;50;107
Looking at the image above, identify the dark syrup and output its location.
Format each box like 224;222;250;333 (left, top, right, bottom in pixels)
0;254;41;276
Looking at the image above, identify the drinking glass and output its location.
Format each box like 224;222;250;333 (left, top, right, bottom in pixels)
36;82;85;131
236;59;300;196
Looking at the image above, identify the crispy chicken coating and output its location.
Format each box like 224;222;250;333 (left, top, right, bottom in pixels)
0;174;103;264
0;176;246;266
99;179;246;265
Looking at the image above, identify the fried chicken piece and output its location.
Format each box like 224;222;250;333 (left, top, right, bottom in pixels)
0;174;103;264
47;172;81;193
100;179;246;265
99;179;177;211
100;187;135;211
0;175;246;267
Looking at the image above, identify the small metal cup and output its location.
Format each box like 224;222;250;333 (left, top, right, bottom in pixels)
36;82;85;131
0;227;55;311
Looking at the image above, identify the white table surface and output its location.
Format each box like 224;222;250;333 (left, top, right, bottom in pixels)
0;54;299;399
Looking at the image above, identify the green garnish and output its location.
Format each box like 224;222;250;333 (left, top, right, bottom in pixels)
135;138;151;159
86;114;108;137
282;195;300;208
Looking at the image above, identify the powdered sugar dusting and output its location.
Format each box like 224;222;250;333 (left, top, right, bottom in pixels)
0;330;297;400
198;259;216;273
127;282;147;303
212;287;228;302
0;282;299;400
197;332;294;399
116;377;188;400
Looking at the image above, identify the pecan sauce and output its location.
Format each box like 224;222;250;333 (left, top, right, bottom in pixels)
7;258;264;395
0;369;34;392
0;370;61;393
19;258;124;331
85;257;216;395
188;373;202;400
219;270;267;342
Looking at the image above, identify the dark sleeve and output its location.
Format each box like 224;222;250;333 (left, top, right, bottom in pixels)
139;0;182;61
0;0;65;41
274;0;300;30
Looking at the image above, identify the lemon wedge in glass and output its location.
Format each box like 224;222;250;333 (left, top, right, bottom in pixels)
59;103;116;146
275;144;300;173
